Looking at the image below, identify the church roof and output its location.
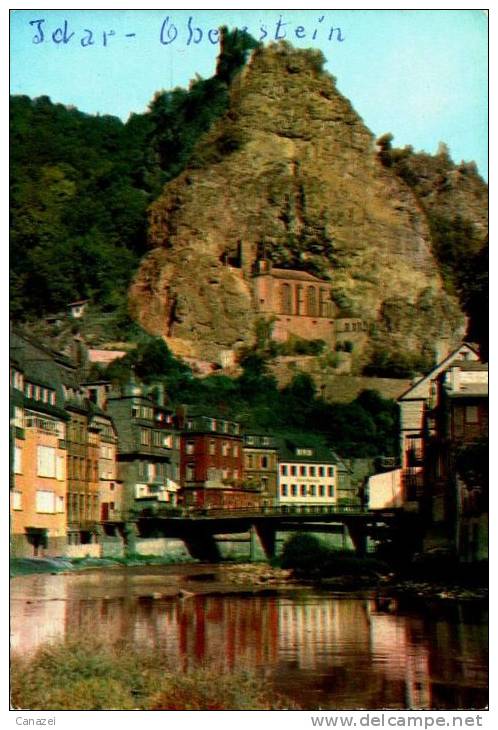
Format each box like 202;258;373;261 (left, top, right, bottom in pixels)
267;268;328;283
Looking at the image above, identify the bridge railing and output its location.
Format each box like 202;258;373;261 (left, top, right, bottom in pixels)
161;503;367;519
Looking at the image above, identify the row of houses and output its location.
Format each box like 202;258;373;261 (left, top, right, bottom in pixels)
369;343;488;562
10;329;355;558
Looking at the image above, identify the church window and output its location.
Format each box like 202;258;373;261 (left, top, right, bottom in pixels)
319;289;329;317
280;283;292;315
307;287;318;316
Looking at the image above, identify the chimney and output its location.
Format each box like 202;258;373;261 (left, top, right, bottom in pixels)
176;404;188;429
446;365;461;393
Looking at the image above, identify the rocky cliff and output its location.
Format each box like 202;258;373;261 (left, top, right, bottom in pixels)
129;42;466;363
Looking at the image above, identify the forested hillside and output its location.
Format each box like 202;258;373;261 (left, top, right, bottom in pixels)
10;28;258;320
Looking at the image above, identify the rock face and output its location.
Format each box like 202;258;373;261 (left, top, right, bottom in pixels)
129;42;464;362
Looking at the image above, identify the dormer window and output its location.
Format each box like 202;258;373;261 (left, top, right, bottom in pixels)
296;447;313;457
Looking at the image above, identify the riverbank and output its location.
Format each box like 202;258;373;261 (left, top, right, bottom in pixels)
10;555;488;603
11;637;297;710
9;554;195;577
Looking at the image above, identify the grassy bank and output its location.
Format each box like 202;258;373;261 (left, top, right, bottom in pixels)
11;637;295;710
10;554;196;577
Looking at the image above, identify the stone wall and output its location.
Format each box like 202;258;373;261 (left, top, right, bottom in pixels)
10;534;67;558
134;537;191;560
64;543;102;559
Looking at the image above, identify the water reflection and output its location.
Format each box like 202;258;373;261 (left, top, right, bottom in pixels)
10;571;488;710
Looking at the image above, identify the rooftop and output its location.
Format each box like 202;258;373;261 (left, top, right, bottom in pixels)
257;267;329;284
278;439;338;464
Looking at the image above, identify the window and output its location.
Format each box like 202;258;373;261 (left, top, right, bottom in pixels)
300;484;306;497
186;441;195;455
296;284;304;315
147;463;156;482
290;465;297;476
153;431;161;446
36;490;55;513
300;465;306;476
57;496;65;513
262;437;270;446
465;406;479;424
280;283;292;315
163;434;173;448
14;446;22;474
12;491;22;510
319;466;325;477
291;484;298;497
261;455;268;469
307;287;318;317
233;444;239;457
132;406;139;418
310;485;316;496
233;469;239;480
11;369;24;391
281;484;288;497
56;455;65;481
247;454;254;468
309;466;316;477
328;485;334;497
327;466;334;477
281;464;288;476
186;463;195;481
14;407;23;428
140;429;151;446
37;446;56;477
222;442;230;457
319;484;325;497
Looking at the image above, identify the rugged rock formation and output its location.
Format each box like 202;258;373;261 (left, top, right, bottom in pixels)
391;144;488;245
129;42;465;362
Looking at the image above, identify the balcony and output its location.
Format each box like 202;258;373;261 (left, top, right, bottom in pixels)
402;470;424;501
406;449;423;468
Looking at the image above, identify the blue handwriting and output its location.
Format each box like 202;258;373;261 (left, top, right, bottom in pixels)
28;15;345;48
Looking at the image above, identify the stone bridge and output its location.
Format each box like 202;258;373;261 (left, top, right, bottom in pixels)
114;505;422;562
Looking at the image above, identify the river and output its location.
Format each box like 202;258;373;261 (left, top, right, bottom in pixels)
10;564;488;710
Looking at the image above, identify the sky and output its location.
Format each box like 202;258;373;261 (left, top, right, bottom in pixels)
9;8;488;177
